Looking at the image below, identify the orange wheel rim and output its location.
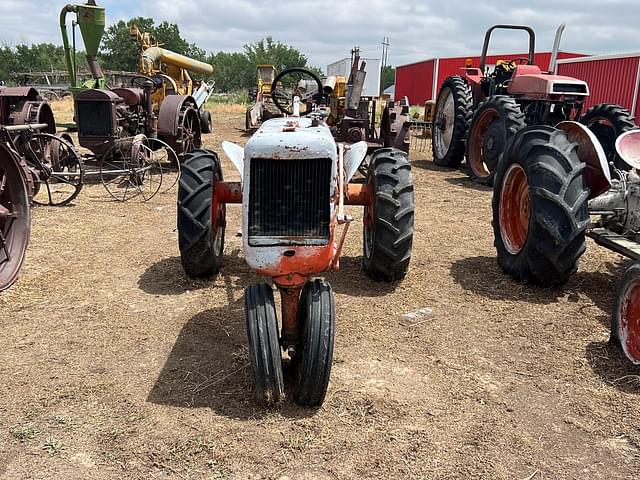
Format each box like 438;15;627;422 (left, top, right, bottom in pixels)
619;280;640;364
469;108;501;178
499;164;530;255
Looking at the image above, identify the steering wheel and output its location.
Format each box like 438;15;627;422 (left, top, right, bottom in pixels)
508;57;531;68
131;75;159;93
271;67;323;116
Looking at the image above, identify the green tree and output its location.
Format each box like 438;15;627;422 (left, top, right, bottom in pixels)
243;37;309;74
382;65;395;90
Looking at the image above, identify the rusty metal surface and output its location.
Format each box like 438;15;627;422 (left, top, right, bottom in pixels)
616;130;640;169
157;95;195;136
0;142;31;291
111;87;145;106
0;87;40;100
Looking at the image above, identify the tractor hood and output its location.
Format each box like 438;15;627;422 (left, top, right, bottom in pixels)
244;117;337;162
508;65;589;98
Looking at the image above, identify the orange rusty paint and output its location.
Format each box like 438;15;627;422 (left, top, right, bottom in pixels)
214;181;242;204
278;284;304;343
499;164;530;255
344;182;372;206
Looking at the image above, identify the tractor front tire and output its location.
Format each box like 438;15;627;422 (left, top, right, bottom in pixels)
245;283;285;404
363;148;414;282
492;126;589;286
466;95;526;186
580;103;636;170
177;149;225;278
293;279;335;407
432;76;472;167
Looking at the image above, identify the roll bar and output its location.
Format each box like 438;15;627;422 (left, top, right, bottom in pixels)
480;25;536;73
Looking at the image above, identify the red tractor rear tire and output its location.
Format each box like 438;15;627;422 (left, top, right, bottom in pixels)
492;126;589;286
466;95;525;186
363;148;414;282
177;149;225;278
431;76;472;167
580;103;637;170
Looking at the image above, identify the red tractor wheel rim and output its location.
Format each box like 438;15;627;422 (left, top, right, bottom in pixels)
619;280;640;364
499;164;530;255
469;108;500;178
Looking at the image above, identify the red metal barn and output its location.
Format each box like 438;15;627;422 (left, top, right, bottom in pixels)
396;51;584;106
557;53;640;121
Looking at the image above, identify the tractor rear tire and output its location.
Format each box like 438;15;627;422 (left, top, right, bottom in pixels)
363;148;414;282
492;126;589;286
293;279;335;407
466;95;526;186
432;76;472;167
200;109;212;134
245;283;285;404
580;103;636;170
177;149;225;278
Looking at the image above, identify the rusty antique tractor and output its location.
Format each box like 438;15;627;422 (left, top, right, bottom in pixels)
431;24;635;185
491;121;640;365
177;68;415;406
61;1;207;160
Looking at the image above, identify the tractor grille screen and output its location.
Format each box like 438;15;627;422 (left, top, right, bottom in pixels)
77;101;113;136
552;83;588;94
248;157;331;245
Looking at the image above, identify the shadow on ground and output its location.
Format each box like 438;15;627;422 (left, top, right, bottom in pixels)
586;341;640;395
146;253;398;418
147;297;333;419
138;249;258;296
450;255;626;311
444;176;493;192
140;250;398;298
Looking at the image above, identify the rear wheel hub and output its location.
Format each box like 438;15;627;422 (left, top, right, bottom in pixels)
499;163;530;255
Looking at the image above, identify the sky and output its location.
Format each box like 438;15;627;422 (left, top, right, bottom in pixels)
1;0;638;69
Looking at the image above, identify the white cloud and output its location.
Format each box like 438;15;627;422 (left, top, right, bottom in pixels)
1;0;638;69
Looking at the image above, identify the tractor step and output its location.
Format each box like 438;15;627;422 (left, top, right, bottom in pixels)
588;228;640;261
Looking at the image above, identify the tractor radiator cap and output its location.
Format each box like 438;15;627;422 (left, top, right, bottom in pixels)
616;130;640;170
556;121;610;199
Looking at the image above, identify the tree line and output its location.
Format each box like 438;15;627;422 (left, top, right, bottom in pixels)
1;17;395;92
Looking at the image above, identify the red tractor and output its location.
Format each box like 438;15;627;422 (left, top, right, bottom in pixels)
431;24;636;185
177;68;414;406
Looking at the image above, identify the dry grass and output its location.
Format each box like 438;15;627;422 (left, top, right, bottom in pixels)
49;96;74;124
0;107;639;479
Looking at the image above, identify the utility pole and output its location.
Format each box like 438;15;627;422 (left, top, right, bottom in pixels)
380;37;389;97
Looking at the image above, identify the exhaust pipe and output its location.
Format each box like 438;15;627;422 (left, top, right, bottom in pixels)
323;76;337;95
548;23;566;73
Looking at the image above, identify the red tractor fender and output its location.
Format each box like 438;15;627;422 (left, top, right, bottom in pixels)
556;121;610;199
157;95;197;137
616;130;640;170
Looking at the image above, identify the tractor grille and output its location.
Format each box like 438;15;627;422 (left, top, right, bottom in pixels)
552;83;588;94
248;157;331;246
77;101;113;136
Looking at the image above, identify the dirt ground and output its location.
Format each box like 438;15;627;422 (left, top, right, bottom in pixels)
1;104;639;480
